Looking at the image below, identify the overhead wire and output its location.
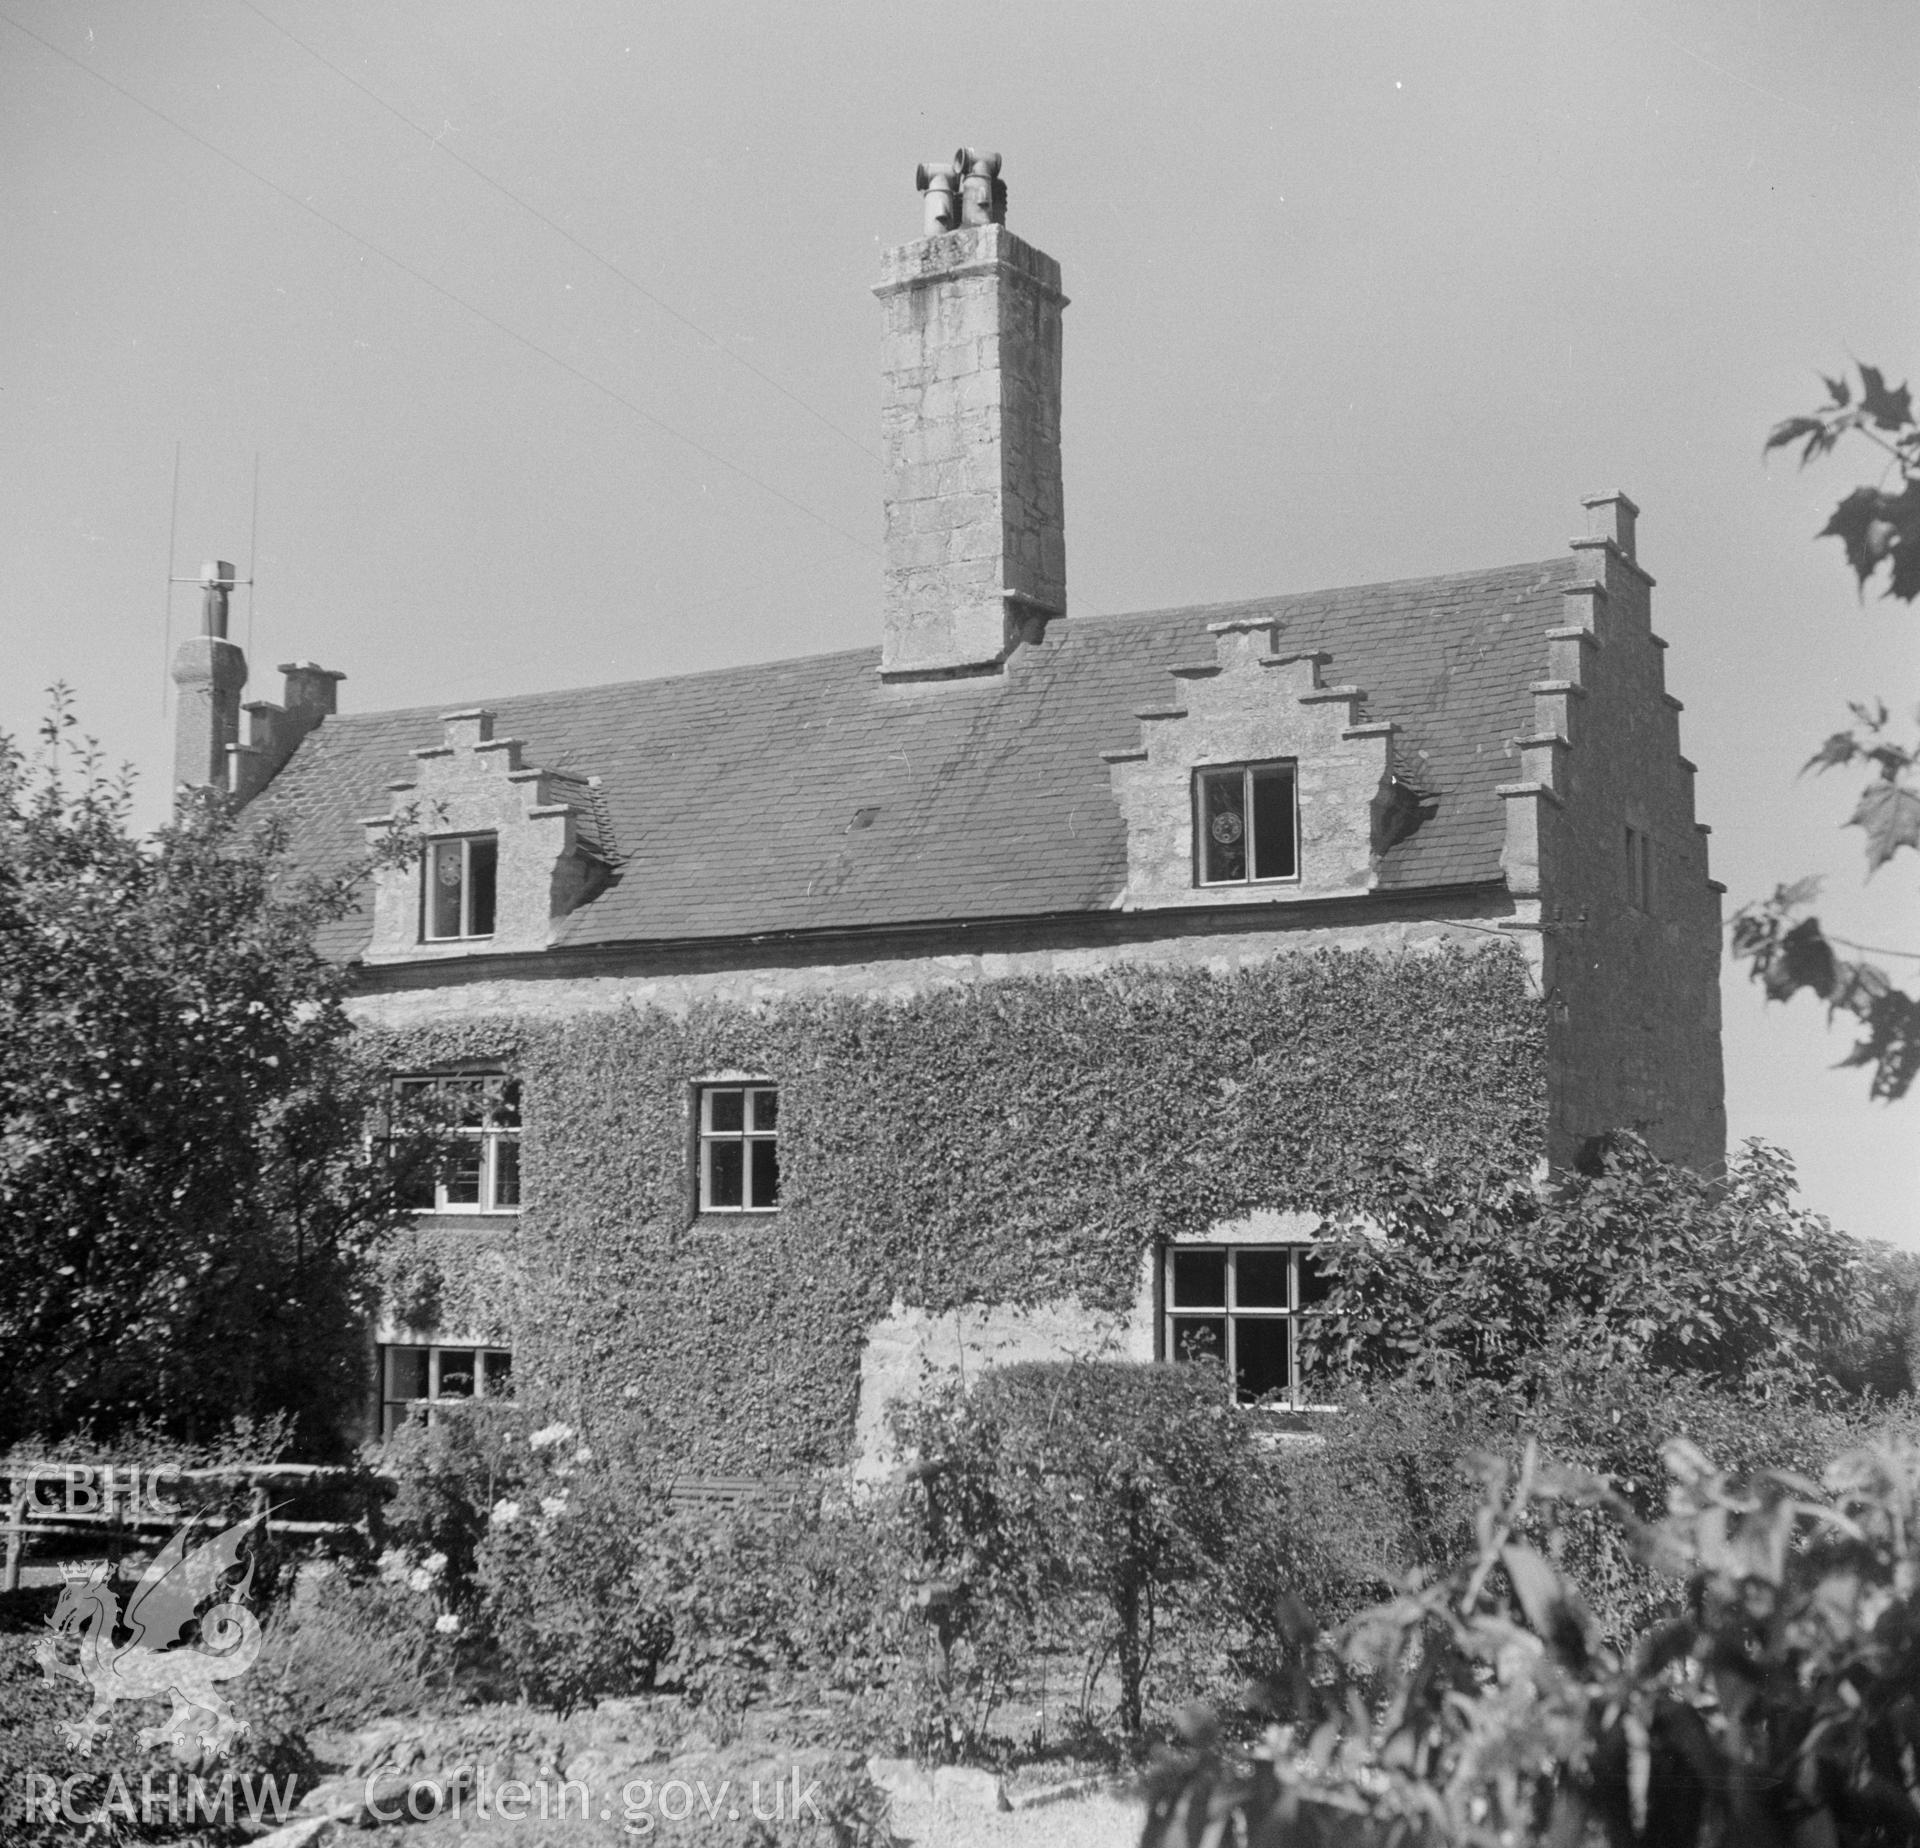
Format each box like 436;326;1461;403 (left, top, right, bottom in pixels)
235;0;884;468
0;11;878;562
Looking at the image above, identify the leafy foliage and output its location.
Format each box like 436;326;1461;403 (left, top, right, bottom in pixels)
1142;1433;1920;1848
895;1360;1315;1742
1294;1361;1876;1643
1743;364;1920;1098
1308;1135;1868;1398
1287;1136;1905;1642
0;697;443;1452
251;1570;447;1735
377;1397;528;1596
469;1420;675;1712
1734;881;1920;1103
0;1584;317;1845
1768;365;1920;600
636;1495;907;1734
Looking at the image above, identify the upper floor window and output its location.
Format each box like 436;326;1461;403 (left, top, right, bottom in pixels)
1194;762;1298;885
424;835;498;941
698;1083;779;1213
1624;824;1653;912
1165;1243;1330;1409
395;1073;521;1213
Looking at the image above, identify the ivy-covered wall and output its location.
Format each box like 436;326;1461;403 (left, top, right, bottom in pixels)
364;944;1543;1472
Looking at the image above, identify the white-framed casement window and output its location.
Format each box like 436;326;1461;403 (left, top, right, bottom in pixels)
379;1343;513;1438
1194;761;1299;886
697;1083;780;1212
394;1073;522;1213
422;834;499;941
1165;1244;1330;1408
1624;824;1654;912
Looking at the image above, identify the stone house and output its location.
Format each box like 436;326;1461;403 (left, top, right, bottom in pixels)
176;160;1725;1470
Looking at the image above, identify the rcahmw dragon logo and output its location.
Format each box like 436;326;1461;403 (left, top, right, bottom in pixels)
34;1514;264;1758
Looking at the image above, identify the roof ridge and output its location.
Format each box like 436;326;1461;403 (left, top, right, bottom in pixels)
1096;555;1574;630
322;554;1575;728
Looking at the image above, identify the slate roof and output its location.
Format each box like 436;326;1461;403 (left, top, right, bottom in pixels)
259;556;1578;962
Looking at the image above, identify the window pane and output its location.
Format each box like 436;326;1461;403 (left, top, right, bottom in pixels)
482;1351;513;1397
749;1088;778;1133
1198;771;1247;883
386;1348;429;1401
490;1135;521;1208
706;1139;744;1208
395;1150;435;1212
707;1088;745;1134
1296;1320;1331;1399
1297;1249;1333;1307
437;1351;477;1398
491;1078;522;1128
1170;1316;1226;1368
468;837;498;935
1234;1317;1291;1405
1171;1248;1227;1307
749;1138;780;1209
1250;765;1297;880
447;1079;487;1129
443;1142;483;1205
427;841;464;938
1234;1248;1292;1309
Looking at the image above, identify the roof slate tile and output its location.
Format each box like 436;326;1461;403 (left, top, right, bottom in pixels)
259;557;1576;960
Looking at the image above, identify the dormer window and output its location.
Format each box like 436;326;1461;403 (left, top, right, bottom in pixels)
1194;762;1298;885
423;835;498;941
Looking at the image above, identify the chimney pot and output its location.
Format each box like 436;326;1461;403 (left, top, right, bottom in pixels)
199;559;236;640
915;160;962;234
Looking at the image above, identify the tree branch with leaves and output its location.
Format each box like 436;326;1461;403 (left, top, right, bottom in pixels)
0;694;447;1455
1735;364;1920;1099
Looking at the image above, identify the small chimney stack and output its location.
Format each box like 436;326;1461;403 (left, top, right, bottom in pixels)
170;561;343;802
877;149;1066;679
171;560;247;791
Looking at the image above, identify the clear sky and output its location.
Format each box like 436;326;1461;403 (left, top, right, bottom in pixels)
1;1;1914;1245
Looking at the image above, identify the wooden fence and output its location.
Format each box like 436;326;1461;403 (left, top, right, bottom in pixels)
1;1462;824;1591
0;1460;380;1592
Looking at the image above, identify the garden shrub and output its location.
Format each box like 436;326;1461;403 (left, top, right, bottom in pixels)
641;1494;908;1732
897;1358;1320;1742
470;1418;674;1711
251;1568;449;1735
1310;1135;1867;1397
1144;1432;1920;1848
1295;1347;1880;1638
0;1581;316;1846
376;1397;529;1602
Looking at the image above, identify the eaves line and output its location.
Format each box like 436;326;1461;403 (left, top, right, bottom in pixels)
347;879;1520;994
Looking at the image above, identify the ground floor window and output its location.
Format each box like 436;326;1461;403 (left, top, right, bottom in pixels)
379;1343;513;1438
1165;1244;1329;1408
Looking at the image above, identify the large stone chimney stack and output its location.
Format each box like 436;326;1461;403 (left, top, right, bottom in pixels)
875;150;1066;680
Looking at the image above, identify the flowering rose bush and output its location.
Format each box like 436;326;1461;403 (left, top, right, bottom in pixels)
471;1425;674;1711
